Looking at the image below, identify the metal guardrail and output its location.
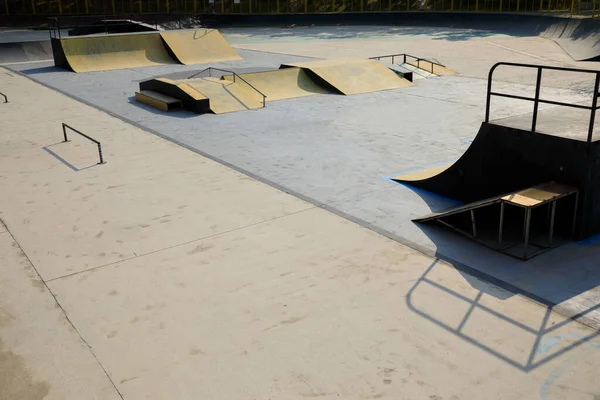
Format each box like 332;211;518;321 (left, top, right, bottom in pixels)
0;92;7;103
187;67;268;108
369;53;445;74
486;62;600;143
62;123;105;164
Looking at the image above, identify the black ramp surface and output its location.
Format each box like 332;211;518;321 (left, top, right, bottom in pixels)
394;122;600;237
0;40;52;63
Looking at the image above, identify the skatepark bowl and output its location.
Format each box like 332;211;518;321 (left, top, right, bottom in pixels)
3;13;600;400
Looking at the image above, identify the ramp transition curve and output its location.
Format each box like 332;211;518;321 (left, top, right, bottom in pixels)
393;122;600;238
52;29;242;72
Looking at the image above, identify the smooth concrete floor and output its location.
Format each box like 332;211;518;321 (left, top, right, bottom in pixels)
8;37;600;330
2;26;600;399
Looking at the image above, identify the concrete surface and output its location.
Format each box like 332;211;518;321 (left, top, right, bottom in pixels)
0;225;121;400
2;69;600;399
8;41;600;328
3;25;600;399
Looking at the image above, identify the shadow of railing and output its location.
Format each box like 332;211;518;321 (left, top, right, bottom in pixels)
407;260;600;373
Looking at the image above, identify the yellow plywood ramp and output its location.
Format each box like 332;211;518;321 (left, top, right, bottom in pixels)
281;58;413;95
59;33;175;73
160;29;242;65
221;67;334;101
186;77;263;114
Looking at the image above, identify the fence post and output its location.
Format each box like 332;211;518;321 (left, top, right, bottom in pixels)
97;144;105;164
62;123;68;142
587;74;600;143
570;0;574;15
531;67;543;132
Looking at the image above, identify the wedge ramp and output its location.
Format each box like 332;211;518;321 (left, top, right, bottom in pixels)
185;77;263;114
281;58;412;95
160;29;242;65
221;67;334;101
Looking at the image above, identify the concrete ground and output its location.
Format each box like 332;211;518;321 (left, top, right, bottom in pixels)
2;25;600;399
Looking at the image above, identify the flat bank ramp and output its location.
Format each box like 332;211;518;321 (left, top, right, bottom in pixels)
281;58;412;95
222;67;334;101
186;77;263;114
59;32;175;72
160;29;242;65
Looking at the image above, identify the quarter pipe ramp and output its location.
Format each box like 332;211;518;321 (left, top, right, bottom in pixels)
159;29;242;65
56;32;175;72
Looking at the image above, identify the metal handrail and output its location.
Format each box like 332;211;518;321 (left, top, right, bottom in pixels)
369;53;445;74
187;67;267;108
0;92;7;103
486;62;600;143
62;123;105;164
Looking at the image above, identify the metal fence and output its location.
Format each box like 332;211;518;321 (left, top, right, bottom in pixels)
1;0;597;15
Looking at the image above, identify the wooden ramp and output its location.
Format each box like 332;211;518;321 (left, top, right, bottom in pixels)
281;58;413;95
57;32;176;73
185;77;263;114
416;182;578;260
221;67;335;101
160;29;242;65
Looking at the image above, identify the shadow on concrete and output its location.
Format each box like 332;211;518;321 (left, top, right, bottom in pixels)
43;142;101;172
407;259;600;372
225;25;515;43
18;65;62;75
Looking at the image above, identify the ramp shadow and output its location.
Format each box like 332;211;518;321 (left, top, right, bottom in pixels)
18;66;63;75
403;180;600;315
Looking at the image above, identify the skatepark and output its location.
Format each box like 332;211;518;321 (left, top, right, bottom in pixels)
2;12;600;400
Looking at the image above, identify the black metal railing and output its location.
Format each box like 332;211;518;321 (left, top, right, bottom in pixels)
369;53;445;74
0;92;7;103
62;123;105;164
486;62;600;143
187;67;267;107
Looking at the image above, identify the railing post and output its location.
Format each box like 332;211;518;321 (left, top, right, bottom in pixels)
587;73;600;143
485;65;496;123
97;143;105;164
62;123;68;142
531;67;543;133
